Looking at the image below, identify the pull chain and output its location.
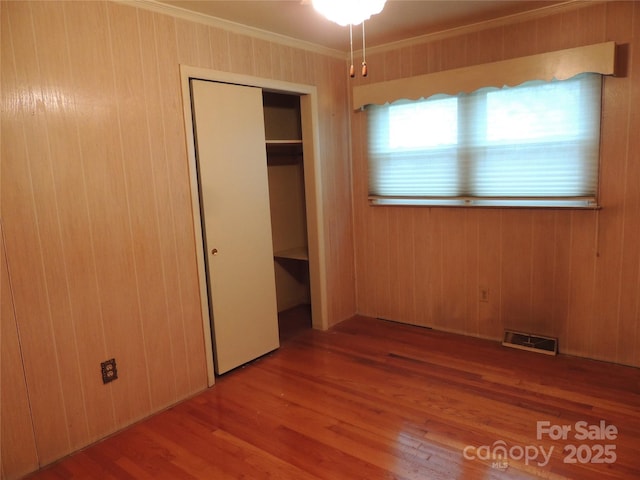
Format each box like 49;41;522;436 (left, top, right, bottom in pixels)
361;21;368;77
347;21;369;78
349;24;355;78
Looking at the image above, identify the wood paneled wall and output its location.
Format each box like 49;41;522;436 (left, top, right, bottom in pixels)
1;222;39;480
0;1;354;477
351;1;640;367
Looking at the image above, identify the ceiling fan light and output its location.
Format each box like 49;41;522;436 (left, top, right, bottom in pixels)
312;0;387;26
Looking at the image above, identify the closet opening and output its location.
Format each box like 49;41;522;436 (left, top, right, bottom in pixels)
263;91;312;341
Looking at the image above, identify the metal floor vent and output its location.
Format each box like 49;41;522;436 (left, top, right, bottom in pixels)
502;330;558;356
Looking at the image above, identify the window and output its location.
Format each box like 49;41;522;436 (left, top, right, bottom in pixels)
367;73;602;207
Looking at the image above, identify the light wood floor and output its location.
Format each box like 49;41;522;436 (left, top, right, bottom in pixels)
26;310;640;479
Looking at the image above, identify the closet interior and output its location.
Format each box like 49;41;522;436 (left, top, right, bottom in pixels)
263;91;312;331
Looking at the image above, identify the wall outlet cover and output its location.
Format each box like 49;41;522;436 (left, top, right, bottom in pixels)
101;358;118;384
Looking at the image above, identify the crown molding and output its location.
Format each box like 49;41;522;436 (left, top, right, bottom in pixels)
118;0;346;60
118;1;600;62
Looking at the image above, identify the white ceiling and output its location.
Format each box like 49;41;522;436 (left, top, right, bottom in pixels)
155;0;565;52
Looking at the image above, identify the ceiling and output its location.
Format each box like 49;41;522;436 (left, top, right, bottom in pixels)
156;0;565;53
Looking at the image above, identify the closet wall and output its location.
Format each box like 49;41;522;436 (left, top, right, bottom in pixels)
0;1;354;477
351;1;640;367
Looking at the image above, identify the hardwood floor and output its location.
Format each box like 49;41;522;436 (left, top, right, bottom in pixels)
26;313;640;479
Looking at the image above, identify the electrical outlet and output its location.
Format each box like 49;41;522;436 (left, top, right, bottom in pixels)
101;358;118;384
479;287;489;303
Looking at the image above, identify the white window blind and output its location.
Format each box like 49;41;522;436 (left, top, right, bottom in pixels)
367;73;602;208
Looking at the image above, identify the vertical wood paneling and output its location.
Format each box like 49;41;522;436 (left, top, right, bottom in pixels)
373;209;391;319
109;3;178;411
362;50;385;84
425;209;443;326
85;1;155;430
1;224;39;479
352;1;640;367
304;50;319;87
128;12;175;407
28;0;93;451
503;19;537;58
500;211;533;331
351;112;368;313
550;212;571;340
360;205;377;318
174;18;203;67
270;42;290;81
228;31;254;75
152;10;207;393
565;212;598;356
194;22;214;69
398;46;413;79
589;1;634;360
577;3;607;45
472;27;504;64
412;208;432;327
325;55;355;324
535;11;571;52
397;208;416;324
410;43;429;76
386;208;401;320
440;35;467;70
2;1;354;476
63;0;124;444
2;0;75;462
208;26;231;72
291;47;310;85
463;211;478;335
619;3;640;366
476;210;501;339
383;49;401;81
438;209;468;333
138;6;190;399
529;211;557;335
591;165;625;358
252;38;274;79
426;40;443;73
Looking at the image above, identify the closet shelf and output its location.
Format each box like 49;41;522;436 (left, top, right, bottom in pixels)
274;247;308;261
266;139;302;144
266;140;303;156
266;140;303;165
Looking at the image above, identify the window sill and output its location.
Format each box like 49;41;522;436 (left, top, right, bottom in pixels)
368;196;600;209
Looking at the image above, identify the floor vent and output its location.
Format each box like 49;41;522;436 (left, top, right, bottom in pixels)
502;330;558;356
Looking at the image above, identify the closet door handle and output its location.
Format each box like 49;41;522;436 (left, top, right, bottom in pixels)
211;248;218;256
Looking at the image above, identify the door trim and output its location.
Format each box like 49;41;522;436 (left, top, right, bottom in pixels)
179;66;328;386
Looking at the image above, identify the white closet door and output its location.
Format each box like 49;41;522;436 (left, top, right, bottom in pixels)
191;79;279;374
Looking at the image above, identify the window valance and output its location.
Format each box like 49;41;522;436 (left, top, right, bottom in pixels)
352;41;616;110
